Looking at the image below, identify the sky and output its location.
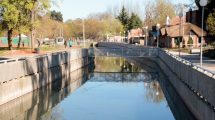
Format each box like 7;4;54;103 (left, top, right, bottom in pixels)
51;0;195;21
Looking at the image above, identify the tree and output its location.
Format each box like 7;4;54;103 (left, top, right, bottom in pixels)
144;2;155;28
65;12;123;41
128;12;142;30
50;10;63;22
0;0;19;50
154;0;175;25
16;0;32;48
206;10;215;36
117;6;129;31
187;36;193;47
143;0;175;27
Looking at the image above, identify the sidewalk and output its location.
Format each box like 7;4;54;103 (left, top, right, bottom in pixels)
168;51;215;73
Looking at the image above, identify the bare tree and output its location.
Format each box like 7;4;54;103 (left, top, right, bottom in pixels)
143;0;176;27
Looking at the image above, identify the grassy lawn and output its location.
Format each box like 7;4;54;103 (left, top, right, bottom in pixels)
0;45;65;57
39;45;65;52
165;48;191;53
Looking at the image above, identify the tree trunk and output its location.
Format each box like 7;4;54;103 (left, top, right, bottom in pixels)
17;33;22;48
8;29;13;50
31;9;35;50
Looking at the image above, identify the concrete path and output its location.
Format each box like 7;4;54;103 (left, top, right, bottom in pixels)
168;51;215;73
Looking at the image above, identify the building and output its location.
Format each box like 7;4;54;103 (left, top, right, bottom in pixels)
128;28;145;44
107;35;122;43
186;10;203;29
160;22;206;48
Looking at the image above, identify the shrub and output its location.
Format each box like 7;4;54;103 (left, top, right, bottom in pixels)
187;37;193;47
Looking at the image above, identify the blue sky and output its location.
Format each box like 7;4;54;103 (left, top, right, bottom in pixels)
52;0;194;21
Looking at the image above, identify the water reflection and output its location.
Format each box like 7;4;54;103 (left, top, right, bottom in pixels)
0;57;196;120
41;72;174;120
144;81;165;103
0;66;89;120
94;57;145;73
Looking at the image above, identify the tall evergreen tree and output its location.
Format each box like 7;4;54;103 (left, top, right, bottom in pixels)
117;6;129;31
128;12;143;30
50;10;63;22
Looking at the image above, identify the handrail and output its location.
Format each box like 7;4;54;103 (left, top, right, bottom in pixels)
160;49;215;78
0;50;76;64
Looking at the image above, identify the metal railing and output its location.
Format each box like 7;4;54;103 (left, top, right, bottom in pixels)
159;49;215;78
88;47;159;57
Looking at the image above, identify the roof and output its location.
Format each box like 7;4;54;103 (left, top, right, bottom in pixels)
161;23;206;37
128;28;144;39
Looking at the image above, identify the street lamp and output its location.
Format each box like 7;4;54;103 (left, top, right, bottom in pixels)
124;31;125;43
127;30;130;44
199;0;208;67
120;32;122;43
144;26;148;46
179;10;183;57
156;23;160;48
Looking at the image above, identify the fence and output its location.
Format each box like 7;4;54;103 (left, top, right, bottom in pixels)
89;47;158;57
158;49;215;120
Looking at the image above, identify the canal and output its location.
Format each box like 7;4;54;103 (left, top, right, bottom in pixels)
0;57;196;120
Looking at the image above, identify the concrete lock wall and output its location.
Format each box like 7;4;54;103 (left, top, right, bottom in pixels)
97;42;159;57
158;50;215;120
93;42;215;119
0;67;88;120
0;49;89;105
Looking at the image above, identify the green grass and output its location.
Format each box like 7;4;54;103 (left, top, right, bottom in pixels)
39;45;65;52
165;48;191;53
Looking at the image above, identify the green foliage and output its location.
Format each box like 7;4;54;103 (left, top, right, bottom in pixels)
16;0;33;34
50;10;63;22
207;10;215;36
128;13;142;30
0;0;19;30
64;13;123;40
187;36;193;47
117;6;129;31
117;6;143;32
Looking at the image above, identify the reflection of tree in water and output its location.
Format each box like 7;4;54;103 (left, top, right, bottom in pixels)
40;105;64;120
94;57;150;82
94;57;122;72
145;81;165;103
94;57;144;73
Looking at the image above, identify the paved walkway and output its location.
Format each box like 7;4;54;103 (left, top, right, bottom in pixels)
168;51;215;73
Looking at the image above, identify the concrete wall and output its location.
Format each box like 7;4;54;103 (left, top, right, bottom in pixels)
0;49;89;105
158;50;215;120
95;42;215;119
96;42;158;57
0;67;89;120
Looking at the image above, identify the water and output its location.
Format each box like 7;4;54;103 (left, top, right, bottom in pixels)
0;57;195;120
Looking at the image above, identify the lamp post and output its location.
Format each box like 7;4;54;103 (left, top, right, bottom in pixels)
124;31;125;43
120;32;122;43
199;0;208;67
127;30;130;44
156;23;160;48
179;10;183;57
144;26;148;46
